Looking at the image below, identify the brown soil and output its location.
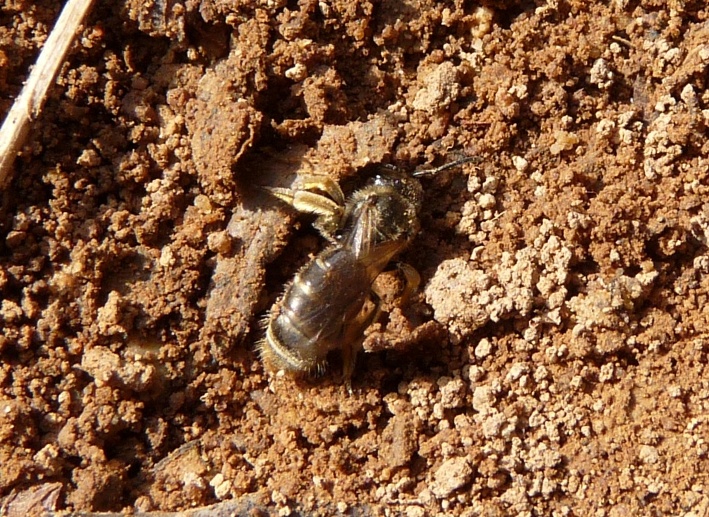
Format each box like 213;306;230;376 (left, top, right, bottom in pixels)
2;0;709;515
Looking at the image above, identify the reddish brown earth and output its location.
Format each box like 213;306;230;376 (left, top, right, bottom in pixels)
2;0;709;515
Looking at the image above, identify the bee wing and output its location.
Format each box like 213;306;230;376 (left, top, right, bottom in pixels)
342;197;378;258
341;197;408;275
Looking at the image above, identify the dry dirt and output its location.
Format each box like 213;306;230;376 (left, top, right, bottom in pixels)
2;0;709;515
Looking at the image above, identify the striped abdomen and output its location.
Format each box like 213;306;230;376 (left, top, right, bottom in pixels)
262;246;371;373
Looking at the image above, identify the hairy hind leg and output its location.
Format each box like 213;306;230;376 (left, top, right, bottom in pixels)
341;293;382;394
266;175;345;241
396;262;421;305
341;264;420;393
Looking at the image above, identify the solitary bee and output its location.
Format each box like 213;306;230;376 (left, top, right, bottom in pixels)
260;159;472;390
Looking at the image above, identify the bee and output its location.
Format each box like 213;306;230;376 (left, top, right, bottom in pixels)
259;159;473;391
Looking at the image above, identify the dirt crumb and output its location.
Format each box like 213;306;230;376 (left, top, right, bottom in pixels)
431;457;474;498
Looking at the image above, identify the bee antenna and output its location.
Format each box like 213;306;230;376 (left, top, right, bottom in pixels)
412;156;480;178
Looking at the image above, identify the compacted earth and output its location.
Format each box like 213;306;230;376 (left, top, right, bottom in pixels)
2;0;709;515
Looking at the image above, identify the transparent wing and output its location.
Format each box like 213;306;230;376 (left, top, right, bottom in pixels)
341;196;407;273
341;197;377;259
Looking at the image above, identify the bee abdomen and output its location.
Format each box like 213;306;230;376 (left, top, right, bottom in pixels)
263;312;315;373
261;248;369;375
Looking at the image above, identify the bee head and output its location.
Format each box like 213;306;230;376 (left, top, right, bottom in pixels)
370;169;424;214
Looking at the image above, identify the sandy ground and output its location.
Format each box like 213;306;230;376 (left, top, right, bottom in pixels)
1;0;709;515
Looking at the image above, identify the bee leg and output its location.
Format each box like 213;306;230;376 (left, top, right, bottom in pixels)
266;187;342;220
397;262;421;305
294;175;345;206
266;175;345;242
342;294;382;394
